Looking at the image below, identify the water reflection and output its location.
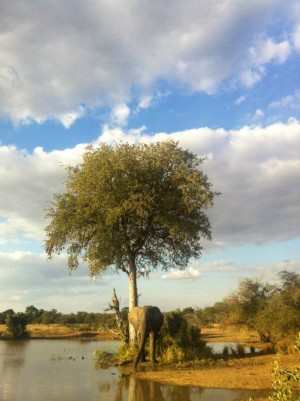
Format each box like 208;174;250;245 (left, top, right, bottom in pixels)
113;375;268;401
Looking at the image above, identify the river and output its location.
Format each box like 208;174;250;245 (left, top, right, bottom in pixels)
0;339;268;401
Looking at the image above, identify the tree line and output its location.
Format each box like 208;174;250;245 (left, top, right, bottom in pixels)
1;270;299;351
0;307;116;331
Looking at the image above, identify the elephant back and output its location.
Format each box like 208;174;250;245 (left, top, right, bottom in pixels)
146;306;163;332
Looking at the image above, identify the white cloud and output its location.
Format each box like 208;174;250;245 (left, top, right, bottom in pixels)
235;96;246;105
269;90;300;110
162;267;201;281
239;66;265;88
254;108;264;119
0;144;85;243
249;38;292;65
110;104;130;126
0;0;297;125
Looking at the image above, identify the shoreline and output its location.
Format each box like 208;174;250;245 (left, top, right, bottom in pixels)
1;323;299;393
134;354;300;390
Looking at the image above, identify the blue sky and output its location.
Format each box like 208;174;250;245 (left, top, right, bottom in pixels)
0;0;299;313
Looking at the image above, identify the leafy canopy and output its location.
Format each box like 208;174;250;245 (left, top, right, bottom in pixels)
45;141;217;278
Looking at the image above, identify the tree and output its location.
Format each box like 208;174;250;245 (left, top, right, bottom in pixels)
5;313;27;339
45;141;217;318
223;278;274;341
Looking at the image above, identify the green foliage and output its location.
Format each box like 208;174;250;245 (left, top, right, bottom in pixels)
5;313;27;339
269;335;300;401
220;271;300;350
115;343;138;365
45;141;217;309
93;349;115;367
158;310;209;364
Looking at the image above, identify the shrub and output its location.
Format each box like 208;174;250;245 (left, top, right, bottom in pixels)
5;313;27;339
158;310;210;364
269;333;300;401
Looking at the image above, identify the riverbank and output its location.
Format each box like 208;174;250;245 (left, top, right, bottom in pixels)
135;326;299;392
0;323;119;340
134;354;299;390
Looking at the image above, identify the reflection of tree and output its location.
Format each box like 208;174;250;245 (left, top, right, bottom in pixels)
115;375;186;401
165;385;192;401
128;376;165;401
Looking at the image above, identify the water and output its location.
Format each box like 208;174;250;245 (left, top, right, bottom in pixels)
0;340;268;401
209;342;258;354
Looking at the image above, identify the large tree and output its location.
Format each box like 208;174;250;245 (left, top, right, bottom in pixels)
45;141;217;312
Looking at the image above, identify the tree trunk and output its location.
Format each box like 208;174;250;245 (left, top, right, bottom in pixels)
129;256;138;343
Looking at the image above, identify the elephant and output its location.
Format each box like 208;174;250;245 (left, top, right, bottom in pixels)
128;306;164;368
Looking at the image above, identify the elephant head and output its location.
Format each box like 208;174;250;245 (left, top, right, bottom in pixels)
128;306;164;368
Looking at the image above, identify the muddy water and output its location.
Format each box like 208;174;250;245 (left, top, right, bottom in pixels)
0;340;268;401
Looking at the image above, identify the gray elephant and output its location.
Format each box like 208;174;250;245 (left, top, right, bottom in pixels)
128;306;164;368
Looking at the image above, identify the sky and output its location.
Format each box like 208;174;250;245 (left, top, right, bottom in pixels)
0;0;299;314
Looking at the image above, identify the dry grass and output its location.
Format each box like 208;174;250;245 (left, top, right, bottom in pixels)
0;323;118;340
201;324;263;346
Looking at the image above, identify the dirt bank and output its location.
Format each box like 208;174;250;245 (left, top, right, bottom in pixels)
135;354;300;390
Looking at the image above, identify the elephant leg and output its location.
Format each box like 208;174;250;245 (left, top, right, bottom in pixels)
134;332;147;368
138;333;146;362
150;331;158;364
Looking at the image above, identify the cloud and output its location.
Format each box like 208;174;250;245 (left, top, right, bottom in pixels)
235;96;246;105
110;104;131;126
0;251;116;312
0;0;297;125
162;267;202;281
269;90;300;110
0;144;85;243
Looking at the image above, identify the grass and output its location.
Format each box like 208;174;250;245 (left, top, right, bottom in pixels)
0;323;118;340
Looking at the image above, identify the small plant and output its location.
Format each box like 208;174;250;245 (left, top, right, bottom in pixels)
115;343;138;365
269;333;300;401
93;349;115;369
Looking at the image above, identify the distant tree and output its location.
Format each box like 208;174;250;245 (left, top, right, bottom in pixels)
25;305;41;323
256;271;300;349
39;309;60;324
221;272;300;348
224;278;274;341
0;309;14;324
45;141;218;327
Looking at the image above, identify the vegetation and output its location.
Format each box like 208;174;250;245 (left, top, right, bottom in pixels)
269;333;300;401
158;310;210;364
219;271;300;351
5;313;27;339
44;141;217;323
0;306;116;333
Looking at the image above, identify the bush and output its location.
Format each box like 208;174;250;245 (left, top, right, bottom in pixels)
5;313;27;339
158;310;210;364
269;333;300;401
